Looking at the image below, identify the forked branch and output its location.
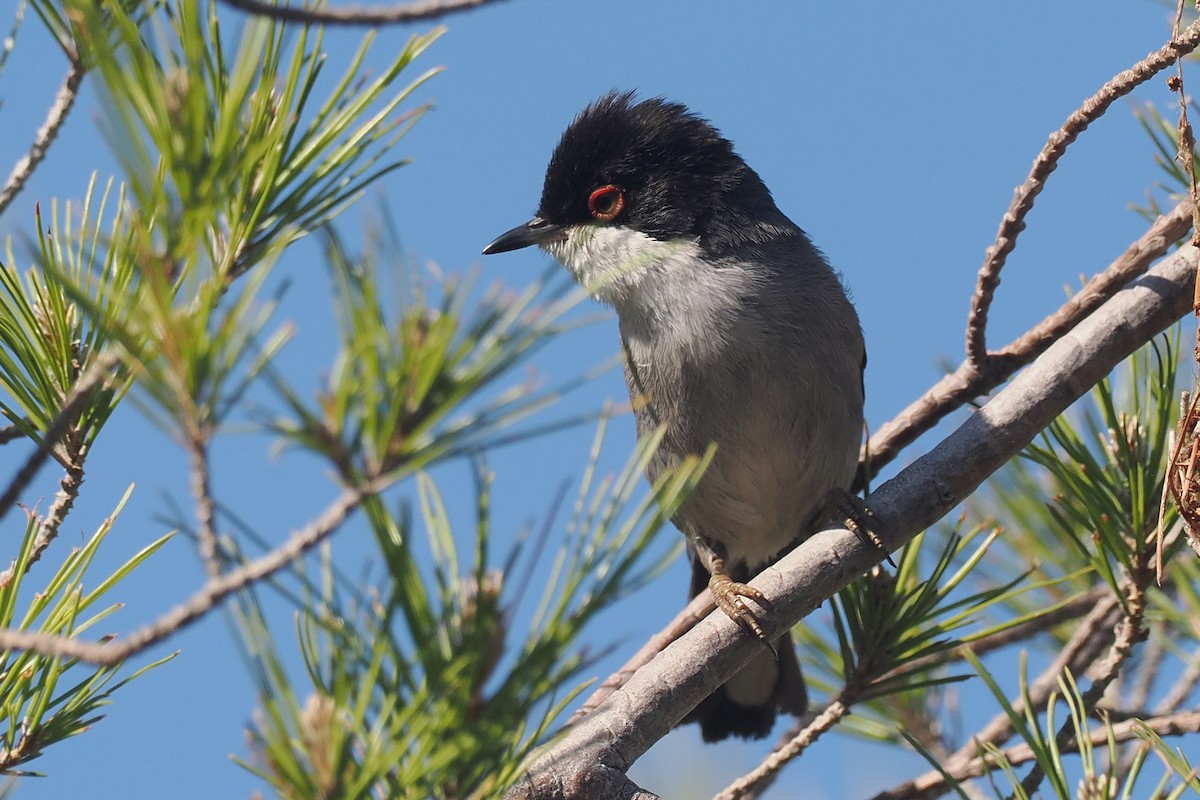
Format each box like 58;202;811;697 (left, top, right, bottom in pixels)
964;14;1200;365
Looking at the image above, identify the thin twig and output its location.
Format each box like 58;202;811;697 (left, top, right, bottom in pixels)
874;596;1122;800
0;59;84;217
0;426;23;444
1113;622;1185;776
0;0;28;82
1157;645;1200;713
1126;621;1165;715
218;0;508;26
964;14;1200;365
0;445;86;588
188;438;223;580
876;710;1200;798
27;456;84;564
712;696;851;800
1015;575;1149;798
0;353;118;530
0;481;376;665
880;587;1109;681
861;200;1194;488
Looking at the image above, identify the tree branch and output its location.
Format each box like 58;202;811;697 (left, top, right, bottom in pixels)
862;200;1193;486
1157;645;1200;713
964;15;1200;365
878;710;1200;798
713;696;851;800
505;243;1200;799
218;0;509;26
0;353;117;530
0;480;376;665
876;587;1110;685
188;437;223;580
0;443;86;588
568;575;1098;737
0;59;84;217
571;580;1105;800
875;595;1123;800
573;206;1170;719
709;583;1109;800
567;591;715;727
1124;620;1164;714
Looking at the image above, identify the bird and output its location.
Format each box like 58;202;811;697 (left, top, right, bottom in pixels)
482;92;866;742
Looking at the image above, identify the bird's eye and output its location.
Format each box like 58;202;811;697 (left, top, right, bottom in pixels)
588;185;625;221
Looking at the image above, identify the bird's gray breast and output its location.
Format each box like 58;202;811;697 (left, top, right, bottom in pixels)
616;245;864;570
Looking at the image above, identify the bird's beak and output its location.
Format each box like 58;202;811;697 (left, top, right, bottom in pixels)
482;217;564;255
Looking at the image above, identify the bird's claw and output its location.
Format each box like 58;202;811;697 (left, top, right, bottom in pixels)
829;489;895;568
709;572;778;659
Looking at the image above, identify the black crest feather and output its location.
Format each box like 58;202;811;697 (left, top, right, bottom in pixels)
536;92;786;250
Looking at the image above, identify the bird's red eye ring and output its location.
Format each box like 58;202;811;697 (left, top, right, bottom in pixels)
588;185;625;221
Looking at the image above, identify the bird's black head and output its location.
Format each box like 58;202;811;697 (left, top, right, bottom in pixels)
483;92;789;257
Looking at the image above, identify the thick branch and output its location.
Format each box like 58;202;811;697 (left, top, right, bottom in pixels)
570;577;1105;784
506;245;1199;800
567;591;715;727
707;577;1108;800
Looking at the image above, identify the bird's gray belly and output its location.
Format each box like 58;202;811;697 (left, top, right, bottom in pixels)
621;333;861;571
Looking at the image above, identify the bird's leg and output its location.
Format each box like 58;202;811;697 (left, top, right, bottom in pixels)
827;488;895;568
708;557;777;658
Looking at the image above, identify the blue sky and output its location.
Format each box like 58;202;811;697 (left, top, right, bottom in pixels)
0;1;1187;797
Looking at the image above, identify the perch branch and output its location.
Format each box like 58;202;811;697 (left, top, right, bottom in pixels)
505;242;1199;799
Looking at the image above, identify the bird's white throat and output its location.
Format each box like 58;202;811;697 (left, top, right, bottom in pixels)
543;225;760;359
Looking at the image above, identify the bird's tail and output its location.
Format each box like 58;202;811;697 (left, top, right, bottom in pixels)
681;556;808;742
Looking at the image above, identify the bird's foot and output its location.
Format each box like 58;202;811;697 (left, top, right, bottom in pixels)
708;569;777;659
828;489;895;568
